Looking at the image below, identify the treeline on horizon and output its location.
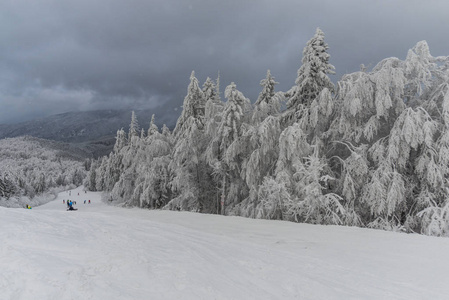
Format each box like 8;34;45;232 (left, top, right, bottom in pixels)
85;28;449;237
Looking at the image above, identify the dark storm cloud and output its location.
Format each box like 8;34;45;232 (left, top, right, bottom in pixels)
1;0;449;124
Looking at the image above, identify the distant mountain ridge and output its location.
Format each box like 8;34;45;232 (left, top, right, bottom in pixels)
0;109;176;157
0;109;175;143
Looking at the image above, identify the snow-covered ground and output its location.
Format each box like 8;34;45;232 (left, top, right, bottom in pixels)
1;186;449;300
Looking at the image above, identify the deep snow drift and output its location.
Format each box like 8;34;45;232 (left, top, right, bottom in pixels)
1;186;449;300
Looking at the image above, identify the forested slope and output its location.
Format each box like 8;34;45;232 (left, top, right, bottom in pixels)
0;136;88;207
87;29;449;236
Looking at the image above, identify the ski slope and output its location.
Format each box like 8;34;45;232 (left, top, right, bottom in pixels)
1;186;449;300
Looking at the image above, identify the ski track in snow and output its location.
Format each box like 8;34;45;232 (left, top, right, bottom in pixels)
1;186;449;299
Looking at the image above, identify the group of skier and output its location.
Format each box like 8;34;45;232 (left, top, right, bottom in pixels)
65;199;77;211
63;190;90;211
24;190;90;210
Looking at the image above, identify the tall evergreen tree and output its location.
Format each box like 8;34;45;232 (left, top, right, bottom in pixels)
129;111;140;140
140;125;173;209
285;28;335;122
235;70;283;217
203;76;224;149
238;115;282;218
85;159;98;191
207;82;250;214
173;71;205;136
252;70;280;124
168;71;212;211
114;129;127;153
148;114;159;136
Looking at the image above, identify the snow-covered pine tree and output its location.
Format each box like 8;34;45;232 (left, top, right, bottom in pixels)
216;72;221;99
161;124;171;137
203;76;223;132
167;71;214;212
94;156;107;191
207;82;250;214
203;75;224;163
114;129;127;153
148;114;159;136
284;28;335;125
112;112;145;203
251;70;280;124
142;121;173;209
90;127;131;196
128;111;140;139
173;71;206;136
404;41;436;105
203;77;218;108
235;71;283;217
255;123;309;220
110;146;139;205
94;129;127;192
238;115;282;218
85;159;98;191
254;29;340;224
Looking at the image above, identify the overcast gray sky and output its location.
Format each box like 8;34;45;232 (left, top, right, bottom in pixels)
1;0;448;124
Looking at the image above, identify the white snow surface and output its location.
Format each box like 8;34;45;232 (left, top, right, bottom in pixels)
1;186;449;300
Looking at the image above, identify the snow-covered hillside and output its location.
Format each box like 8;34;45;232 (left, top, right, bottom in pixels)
0;136;87;207
1;186;448;300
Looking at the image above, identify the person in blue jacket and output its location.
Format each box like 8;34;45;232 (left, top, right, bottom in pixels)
68;200;78;211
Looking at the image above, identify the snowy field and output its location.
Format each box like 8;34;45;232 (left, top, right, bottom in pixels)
1;186;449;300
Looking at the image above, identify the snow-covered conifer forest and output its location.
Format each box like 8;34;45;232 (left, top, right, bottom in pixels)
0;136;88;207
84;28;449;237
